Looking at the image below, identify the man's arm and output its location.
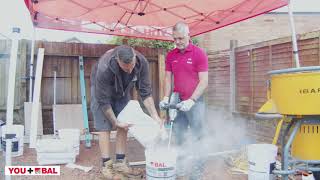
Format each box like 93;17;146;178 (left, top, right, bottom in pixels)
136;54;163;125
164;71;172;97
190;71;208;101
102;107;131;130
103;107;117;129
143;96;162;124
177;71;208;112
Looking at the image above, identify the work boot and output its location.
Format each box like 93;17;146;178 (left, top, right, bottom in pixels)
113;158;143;179
101;159;127;180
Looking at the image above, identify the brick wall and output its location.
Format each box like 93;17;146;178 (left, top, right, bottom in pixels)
198;13;320;52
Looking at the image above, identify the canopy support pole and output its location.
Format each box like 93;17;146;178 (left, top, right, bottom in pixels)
29;25;35;101
5;27;20;180
288;0;300;68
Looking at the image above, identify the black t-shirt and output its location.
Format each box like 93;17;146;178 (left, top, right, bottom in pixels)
119;67;134;90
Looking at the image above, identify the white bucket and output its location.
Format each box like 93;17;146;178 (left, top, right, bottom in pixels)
36;138;77;165
145;148;177;180
37;152;76;165
302;172;315;180
248;144;278;180
117;101;167;148
58;129;80;155
1;125;24;157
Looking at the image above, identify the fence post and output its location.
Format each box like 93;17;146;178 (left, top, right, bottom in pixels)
269;45;272;70
229;40;237;113
249;48;254;114
318;32;320;65
158;49;166;118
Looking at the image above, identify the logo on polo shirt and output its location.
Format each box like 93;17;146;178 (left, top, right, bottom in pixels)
187;58;192;64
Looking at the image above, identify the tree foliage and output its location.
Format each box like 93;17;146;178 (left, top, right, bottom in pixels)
108;36;199;51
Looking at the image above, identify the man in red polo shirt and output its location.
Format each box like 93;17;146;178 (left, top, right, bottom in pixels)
159;22;208;179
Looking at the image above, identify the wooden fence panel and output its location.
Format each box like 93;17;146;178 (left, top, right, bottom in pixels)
236;50;251;113
271;42;293;70
298;38;319;66
33;41;160;133
0;40;161;133
0;40;11;109
207;50;230;108
0;40;27;124
251;46;270;113
206;31;320;143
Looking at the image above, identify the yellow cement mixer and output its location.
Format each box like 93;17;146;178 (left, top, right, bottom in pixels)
256;66;320;178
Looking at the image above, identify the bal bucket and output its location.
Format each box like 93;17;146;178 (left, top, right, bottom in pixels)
1;125;24;157
145;148;177;180
248;144;278;180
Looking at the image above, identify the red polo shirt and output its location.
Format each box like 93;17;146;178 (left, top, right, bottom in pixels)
165;43;208;100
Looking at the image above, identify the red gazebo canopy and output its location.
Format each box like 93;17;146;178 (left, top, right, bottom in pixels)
24;0;288;40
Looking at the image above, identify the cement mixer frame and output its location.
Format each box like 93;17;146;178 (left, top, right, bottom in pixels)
257;66;320;180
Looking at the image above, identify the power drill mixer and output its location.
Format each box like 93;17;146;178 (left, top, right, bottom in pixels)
161;92;181;148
